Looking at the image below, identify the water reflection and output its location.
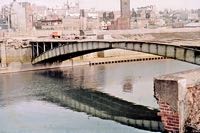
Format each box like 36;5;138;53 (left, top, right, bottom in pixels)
0;60;198;133
123;78;133;93
39;70;164;132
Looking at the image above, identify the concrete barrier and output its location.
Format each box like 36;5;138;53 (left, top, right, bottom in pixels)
154;68;200;133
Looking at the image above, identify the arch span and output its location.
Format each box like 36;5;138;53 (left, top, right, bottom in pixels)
30;40;200;65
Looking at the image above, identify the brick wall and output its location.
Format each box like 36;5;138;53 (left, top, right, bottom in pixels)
110;17;130;30
154;69;200;133
157;98;179;133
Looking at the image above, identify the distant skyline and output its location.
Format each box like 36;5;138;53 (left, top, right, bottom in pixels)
0;0;200;10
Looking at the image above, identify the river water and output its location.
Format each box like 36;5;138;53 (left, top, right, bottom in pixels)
0;59;199;133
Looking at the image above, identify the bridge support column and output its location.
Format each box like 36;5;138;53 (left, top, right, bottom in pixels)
0;41;7;67
32;44;34;59
36;42;39;56
154;69;200;133
51;42;53;49
43;42;46;52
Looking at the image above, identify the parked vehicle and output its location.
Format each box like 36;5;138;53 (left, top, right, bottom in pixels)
51;31;61;38
51;31;86;40
62;33;86;40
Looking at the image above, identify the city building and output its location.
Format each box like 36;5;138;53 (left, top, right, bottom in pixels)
33;0;100;31
0;18;8;30
63;17;80;30
21;2;33;31
130;5;159;29
112;17;130;30
87;17;99;30
80;9;87;30
36;18;63;30
188;12;199;21
10;0;33;32
85;10;99;30
120;0;130;18
110;0;130;30
0;6;10;30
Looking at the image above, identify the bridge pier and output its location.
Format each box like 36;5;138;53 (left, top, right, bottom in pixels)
43;42;46;52
154;69;200;133
36;43;39;57
0;41;7;67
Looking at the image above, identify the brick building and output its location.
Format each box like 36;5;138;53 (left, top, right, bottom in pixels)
10;0;33;32
110;0;130;30
110;17;130;30
120;0;130;18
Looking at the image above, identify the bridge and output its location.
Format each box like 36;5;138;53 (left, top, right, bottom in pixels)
30;40;200;65
30;39;200;133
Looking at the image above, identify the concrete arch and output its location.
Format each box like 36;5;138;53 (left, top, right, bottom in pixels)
31;41;200;65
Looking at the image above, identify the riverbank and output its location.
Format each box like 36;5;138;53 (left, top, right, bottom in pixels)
0;53;165;74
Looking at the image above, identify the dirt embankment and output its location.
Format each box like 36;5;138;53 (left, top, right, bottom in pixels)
118;31;200;45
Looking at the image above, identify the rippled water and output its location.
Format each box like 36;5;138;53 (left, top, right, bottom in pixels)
0;59;199;133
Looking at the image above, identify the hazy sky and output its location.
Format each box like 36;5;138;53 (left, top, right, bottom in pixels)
0;0;199;10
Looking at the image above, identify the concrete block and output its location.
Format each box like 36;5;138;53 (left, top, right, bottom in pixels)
69;44;73;52
60;46;64;55
151;121;160;130
158;45;166;56
44;53;47;60
176;47;185;61
142;43;149;53
166;46;175;58
63;45;69;54
56;47;60;56
185;49;195;63
128;119;136;125
136;120;143;126
154;76;186;111
150;44;157;54
195;55;200;65
87;42;93;50
92;42;98;49
112;42;120;48
99;42;106;49
134;43;141;51
82;43;88;50
143;120;151;128
119;42;126;48
126;43;134;50
77;43;83;51
73;44;77;52
154;69;200;133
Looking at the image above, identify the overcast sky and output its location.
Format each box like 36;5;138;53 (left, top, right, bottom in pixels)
0;0;199;10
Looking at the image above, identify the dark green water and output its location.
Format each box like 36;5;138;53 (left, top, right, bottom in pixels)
0;59;198;133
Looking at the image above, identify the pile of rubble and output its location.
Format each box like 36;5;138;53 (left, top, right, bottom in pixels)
3;38;30;49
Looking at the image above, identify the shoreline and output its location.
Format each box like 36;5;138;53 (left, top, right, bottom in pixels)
0;54;166;74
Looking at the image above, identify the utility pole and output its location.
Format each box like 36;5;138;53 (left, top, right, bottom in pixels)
7;10;11;30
